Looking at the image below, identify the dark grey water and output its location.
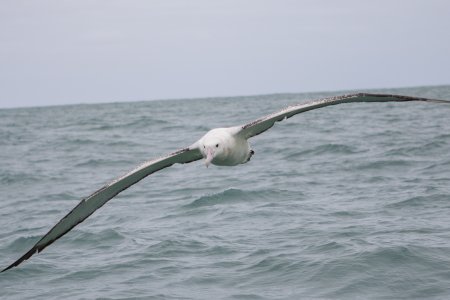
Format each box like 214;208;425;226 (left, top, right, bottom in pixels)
1;86;450;299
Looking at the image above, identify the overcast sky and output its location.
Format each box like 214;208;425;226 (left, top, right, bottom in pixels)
1;0;449;108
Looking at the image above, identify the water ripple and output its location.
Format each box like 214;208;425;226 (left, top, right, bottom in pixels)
1;87;450;300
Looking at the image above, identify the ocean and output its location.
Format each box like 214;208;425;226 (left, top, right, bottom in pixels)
1;86;450;299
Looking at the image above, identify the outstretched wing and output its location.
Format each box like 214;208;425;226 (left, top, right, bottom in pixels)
238;93;449;139
2;146;203;272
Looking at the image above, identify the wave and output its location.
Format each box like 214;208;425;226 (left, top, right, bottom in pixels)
307;245;450;298
4;235;40;252
183;188;295;209
284;143;360;159
385;193;449;209
119;116;170;130
144;239;208;257
73;158;131;168
0;170;41;184
355;159;414;170
67;228;126;246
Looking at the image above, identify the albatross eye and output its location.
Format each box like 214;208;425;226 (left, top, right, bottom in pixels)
216;144;219;148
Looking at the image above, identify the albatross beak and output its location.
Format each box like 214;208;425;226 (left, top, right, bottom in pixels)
205;148;214;168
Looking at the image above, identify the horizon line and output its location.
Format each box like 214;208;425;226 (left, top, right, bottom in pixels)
1;83;449;111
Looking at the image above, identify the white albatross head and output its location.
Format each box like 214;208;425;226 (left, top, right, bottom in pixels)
197;127;240;167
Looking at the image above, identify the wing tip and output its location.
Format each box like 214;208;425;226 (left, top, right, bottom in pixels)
1;247;39;273
348;92;449;104
425;98;450;104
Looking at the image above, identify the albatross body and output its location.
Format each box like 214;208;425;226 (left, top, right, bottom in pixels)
199;127;253;167
2;93;449;272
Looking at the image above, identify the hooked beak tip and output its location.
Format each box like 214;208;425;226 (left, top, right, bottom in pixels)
205;150;213;168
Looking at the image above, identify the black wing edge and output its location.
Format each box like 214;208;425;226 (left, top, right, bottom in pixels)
243;92;450;130
353;92;449;103
240;92;450;138
1;147;201;273
1;195;104;273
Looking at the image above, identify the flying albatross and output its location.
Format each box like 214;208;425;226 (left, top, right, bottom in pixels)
2;93;449;272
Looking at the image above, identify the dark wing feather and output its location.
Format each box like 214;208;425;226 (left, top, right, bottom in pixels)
238;93;449;139
2;146;202;272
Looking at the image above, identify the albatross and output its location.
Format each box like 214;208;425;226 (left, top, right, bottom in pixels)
2;93;449;272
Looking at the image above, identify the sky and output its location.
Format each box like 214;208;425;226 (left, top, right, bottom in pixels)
1;0;449;108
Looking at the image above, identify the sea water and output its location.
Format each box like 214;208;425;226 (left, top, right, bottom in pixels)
1;86;450;299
